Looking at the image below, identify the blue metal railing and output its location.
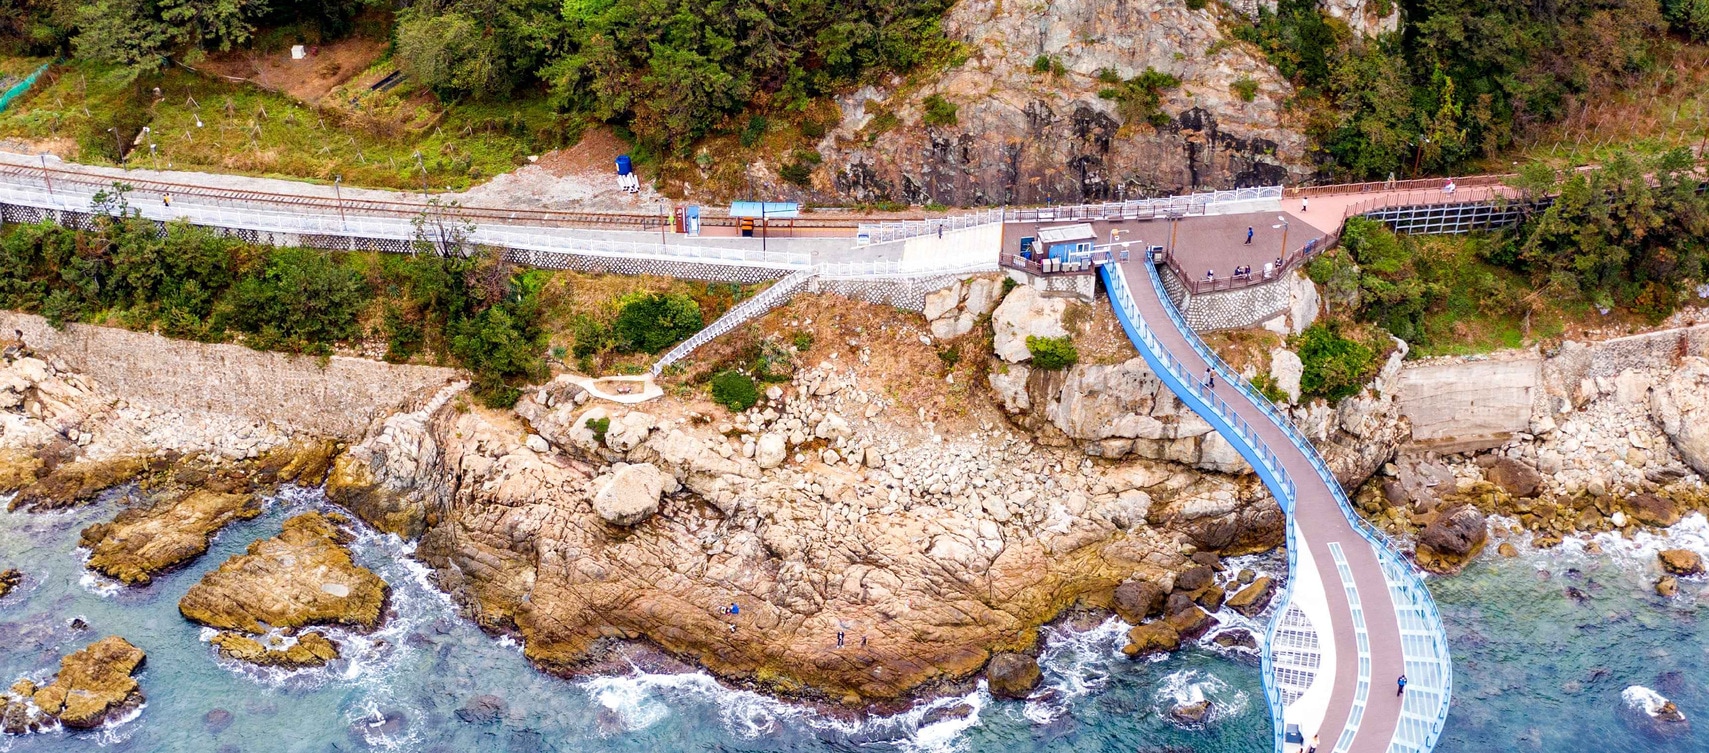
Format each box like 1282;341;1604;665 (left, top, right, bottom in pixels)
1100;259;1453;753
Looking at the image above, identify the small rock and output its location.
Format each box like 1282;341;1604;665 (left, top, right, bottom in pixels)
1657;576;1679;597
455;694;507;724
1169;699;1212;725
1659;549;1703;576
1497;542;1519;558
1121;622;1181;658
1112;579;1166;624
205;708;235;734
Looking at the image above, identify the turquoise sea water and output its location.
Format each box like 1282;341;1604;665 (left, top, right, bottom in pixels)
0;487;1703;753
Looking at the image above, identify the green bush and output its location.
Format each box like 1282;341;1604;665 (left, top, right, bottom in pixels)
1026;335;1079;370
1231;77;1259;102
780;161;814;187
225;248;370;350
739;115;769;147
1293;322;1377;401
710;370;759;411
586;416;610;441
922;94;958;127
612;292;703;353
937;345;961;368
790;330;814;352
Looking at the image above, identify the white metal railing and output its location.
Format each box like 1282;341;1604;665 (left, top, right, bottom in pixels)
856;208;1005;245
814;255;998;279
1006;185;1283;224
650;270;815;375
0;181;812;269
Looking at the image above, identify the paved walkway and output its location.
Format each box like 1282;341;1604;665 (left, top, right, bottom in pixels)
1106;256;1449;753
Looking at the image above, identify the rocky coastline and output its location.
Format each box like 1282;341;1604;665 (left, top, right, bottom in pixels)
4;279;1709;721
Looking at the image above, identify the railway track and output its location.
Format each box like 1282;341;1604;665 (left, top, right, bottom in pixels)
0;162;867;232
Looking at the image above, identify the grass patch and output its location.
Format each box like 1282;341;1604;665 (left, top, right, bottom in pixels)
0;58;581;190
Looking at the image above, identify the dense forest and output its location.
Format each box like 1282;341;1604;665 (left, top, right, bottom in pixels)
1;0;1704;176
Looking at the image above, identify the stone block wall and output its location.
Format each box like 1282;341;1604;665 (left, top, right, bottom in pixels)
1;312;459;440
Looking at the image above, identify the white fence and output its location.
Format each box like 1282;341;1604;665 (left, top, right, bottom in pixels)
856;207;1005;245
651;269;816;375
0;179;812;270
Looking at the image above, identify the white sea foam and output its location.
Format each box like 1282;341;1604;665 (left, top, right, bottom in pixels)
1622;685;1679;718
1023;616;1127;723
1154;668;1249;726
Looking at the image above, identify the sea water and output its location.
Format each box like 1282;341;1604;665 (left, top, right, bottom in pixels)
0;488;1702;752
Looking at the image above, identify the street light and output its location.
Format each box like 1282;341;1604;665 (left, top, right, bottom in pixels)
39;153;52;198
106;128;122;164
1271;216;1290;266
656;197;667;251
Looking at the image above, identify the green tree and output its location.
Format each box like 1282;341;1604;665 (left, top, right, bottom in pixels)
225;248;371;349
709;370;758;411
394;0;564;100
1026;335;1079;370
612;291;702;353
1293;321;1377;401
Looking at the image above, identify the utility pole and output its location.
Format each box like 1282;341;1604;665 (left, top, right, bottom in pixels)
39;154;52;199
334;175;347;229
413;151;428;196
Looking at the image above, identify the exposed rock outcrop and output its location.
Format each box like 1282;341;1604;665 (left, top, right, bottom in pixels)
1121;621;1181;658
3;636;147;732
0;569;18;599
80;490;262;585
179;512;388;666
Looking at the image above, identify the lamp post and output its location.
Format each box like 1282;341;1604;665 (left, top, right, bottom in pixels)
1272;215;1290;268
759;203;768;255
656;197;667;251
39;154;52;199
107;128;122;164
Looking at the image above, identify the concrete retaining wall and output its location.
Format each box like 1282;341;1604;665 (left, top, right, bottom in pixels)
1;312;459;440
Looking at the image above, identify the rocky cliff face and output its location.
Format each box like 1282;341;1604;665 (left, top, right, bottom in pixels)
796;0;1311;207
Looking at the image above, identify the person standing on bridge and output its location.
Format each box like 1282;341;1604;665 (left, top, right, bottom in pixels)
1203;367;1215;390
1397;673;1408;696
1300;196;1308;212
1244;226;1253;245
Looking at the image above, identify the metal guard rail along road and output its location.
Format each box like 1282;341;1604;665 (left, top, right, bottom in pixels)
0;180;813;269
1099;259;1452;753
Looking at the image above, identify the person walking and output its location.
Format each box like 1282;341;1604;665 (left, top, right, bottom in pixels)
162;193;171;207
1396;674;1408;697
729;602;739;616
1244;226;1254;245
1307;733;1319;753
836;631;845;648
1204;367;1215;390
1301;196;1308;212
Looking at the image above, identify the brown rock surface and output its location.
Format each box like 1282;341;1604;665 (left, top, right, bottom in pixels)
1112;579;1166;624
1224;576;1275;617
1415;505;1489;575
27;636;146;729
1121;621;1181;657
1625;493;1681;528
985;653;1041;699
1659;549;1704;576
209;631;340;667
178;512;388;635
80;490;262;585
1480;456;1542;498
0;569;19;599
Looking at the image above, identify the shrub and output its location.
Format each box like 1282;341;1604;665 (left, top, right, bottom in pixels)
1026;335;1079;370
1231;77;1259;102
612;292;703;353
790;330;814;352
586;416;610;441
922;94;958;126
780;161;814;187
739;115;769;147
937;345;961;368
1293;322;1377;401
710;370;759;411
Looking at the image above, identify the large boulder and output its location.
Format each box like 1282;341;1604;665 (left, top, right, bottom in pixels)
592;463;676;526
754;433;787;470
1415;505;1488;575
989;285;1068;363
1651;357;1709;477
604;412;657;453
1479;456;1542;499
27;636;146;729
985;652;1041;699
1112;579;1166;624
1225;576;1275;617
1625;493;1681;528
1658;549;1703;576
0;569;18;600
1121;621;1181;657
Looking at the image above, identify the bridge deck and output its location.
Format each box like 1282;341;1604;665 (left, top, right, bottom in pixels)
1114;255;1416;753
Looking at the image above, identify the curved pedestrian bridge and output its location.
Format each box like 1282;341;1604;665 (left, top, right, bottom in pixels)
1100;258;1453;753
